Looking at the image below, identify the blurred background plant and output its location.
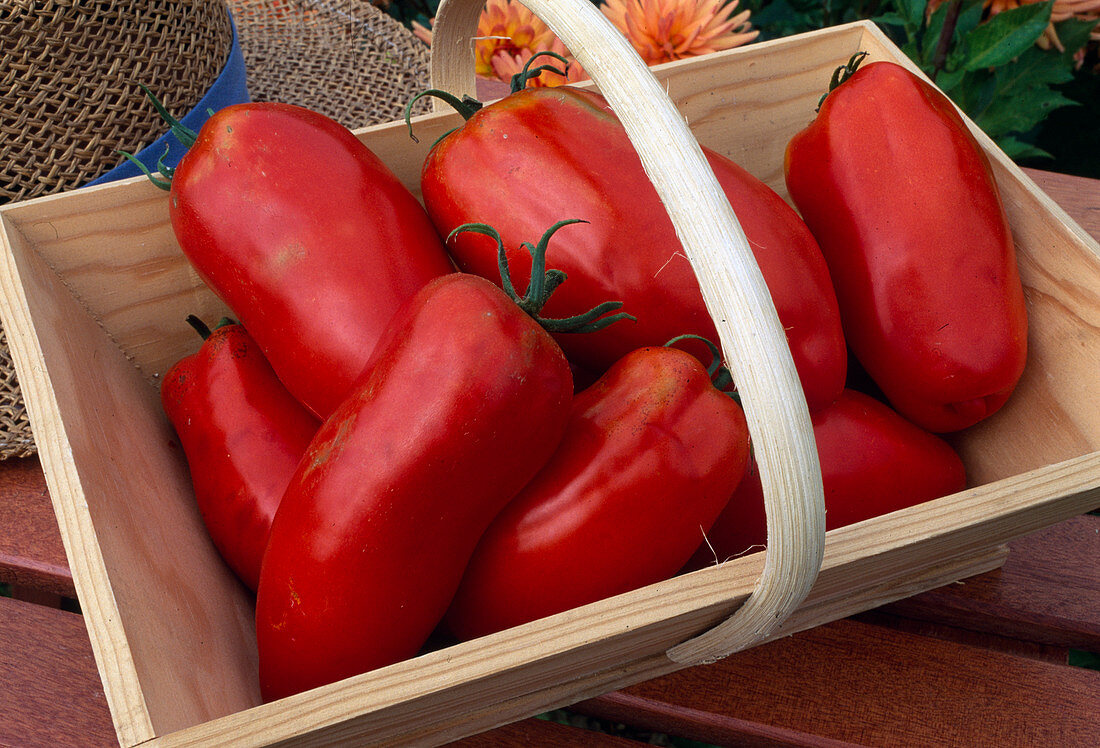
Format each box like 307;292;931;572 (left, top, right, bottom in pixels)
380;0;1098;176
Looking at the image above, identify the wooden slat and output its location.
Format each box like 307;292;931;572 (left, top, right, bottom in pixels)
0;594;116;747
449;717;647;746
853;611;1071;664
0;455;74;597
1023;168;1100;241
574;617;1100;748
881;513;1100;651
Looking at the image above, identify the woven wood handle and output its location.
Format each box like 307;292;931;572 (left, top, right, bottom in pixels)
429;0;826;665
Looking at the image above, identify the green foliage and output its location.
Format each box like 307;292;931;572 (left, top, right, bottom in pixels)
962;2;1050;69
1069;649;1100;670
385;0;440;32
742;0;892;39
1038;76;1100;178
538;709;720;746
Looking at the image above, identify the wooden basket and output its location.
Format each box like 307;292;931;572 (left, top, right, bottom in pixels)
1;11;1098;746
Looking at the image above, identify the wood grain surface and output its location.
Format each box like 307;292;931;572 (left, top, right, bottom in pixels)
576;513;1100;747
881;513;1100;651
0;595;116;747
0;456;72;597
574;616;1100;747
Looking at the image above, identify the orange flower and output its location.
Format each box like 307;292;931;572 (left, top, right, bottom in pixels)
411;0;570;82
601;0;759;65
411;18;433;47
413;0;760;87
473;0;560;77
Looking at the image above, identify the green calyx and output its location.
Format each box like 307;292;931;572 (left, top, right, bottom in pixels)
186;314;239;341
403;50;573;144
404;90;484;145
665;334;740;402
509;50;571;93
447;219;635;334
816;51;869;112
119;85;199;191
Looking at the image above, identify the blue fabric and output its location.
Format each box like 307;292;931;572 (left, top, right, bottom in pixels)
86;13;250;186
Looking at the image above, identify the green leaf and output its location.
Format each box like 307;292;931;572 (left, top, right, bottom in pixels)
967;44;1077;139
900;38;921;63
953;0;987;40
935;67;968;93
895;0;928;30
963;1;1053;70
744;0;823;40
994;135;1052;160
921;1;952;67
936;1;986;75
1054;17;1100;57
998;45;1076;92
978;83;1077;137
874;11;910;28
950;69;998;121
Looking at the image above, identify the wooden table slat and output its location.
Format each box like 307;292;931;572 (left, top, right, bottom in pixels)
881;513;1100;651
575;617;1100;748
447;717;649;746
0;592;649;748
1021;168;1100;240
0;594;116;747
0;456;75;598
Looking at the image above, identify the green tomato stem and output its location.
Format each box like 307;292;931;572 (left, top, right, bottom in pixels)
404;90;483;143
509;50;571;93
665;333;740;401
447;219;635;334
817;51;869;112
186;314;213;341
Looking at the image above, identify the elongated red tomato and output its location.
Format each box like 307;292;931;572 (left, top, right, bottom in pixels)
687;389;966;568
420;86;847;411
160;318;319;591
168;102;454;418
255;273;574;701
445;343;751;641
784;59;1028;432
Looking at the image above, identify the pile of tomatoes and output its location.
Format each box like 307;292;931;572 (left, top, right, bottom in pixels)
157;55;1027;701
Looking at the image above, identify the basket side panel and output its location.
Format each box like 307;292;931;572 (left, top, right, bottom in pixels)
951;165;1100;484
1;183;231;381
0;208;261;739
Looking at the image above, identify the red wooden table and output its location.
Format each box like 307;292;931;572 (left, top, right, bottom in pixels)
1;169;1098;747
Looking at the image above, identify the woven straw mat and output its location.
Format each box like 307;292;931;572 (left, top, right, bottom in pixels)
0;0;432;458
228;0;432;129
